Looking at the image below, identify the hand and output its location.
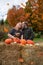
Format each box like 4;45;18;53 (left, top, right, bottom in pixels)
15;33;20;37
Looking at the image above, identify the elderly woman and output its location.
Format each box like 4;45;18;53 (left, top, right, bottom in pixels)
8;22;22;39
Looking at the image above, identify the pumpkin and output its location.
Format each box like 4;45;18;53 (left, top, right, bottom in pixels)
13;37;20;43
4;27;9;33
5;38;12;44
27;40;34;45
18;58;24;63
20;39;27;45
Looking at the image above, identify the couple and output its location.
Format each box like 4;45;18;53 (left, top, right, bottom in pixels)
8;22;34;40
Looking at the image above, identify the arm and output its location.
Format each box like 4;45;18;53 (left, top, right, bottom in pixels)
21;35;23;39
8;29;15;39
20;31;23;39
8;33;15;39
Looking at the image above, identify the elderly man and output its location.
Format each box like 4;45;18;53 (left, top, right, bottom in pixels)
22;22;34;40
8;22;22;39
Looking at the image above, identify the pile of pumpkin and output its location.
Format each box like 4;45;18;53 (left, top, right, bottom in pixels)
5;37;34;45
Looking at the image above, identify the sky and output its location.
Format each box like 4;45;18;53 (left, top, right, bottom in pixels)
0;0;27;20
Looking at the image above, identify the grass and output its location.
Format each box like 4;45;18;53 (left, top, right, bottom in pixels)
34;37;43;43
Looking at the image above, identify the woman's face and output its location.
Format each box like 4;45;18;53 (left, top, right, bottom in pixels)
22;22;25;29
16;22;22;30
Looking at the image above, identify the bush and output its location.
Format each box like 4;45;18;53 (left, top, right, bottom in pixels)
0;31;8;41
35;32;41;38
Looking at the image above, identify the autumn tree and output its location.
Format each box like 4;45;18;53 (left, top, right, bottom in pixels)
37;0;43;31
7;5;30;27
7;6;17;27
25;0;43;32
7;6;24;26
7;0;43;32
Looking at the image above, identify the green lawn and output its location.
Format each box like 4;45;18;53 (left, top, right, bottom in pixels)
34;37;43;43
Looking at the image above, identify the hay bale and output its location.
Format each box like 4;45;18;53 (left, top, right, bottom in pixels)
0;42;43;65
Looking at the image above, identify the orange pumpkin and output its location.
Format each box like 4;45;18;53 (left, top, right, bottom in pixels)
4;27;9;33
27;40;34;45
20;39;27;45
5;38;12;44
13;37;20;43
18;58;24;63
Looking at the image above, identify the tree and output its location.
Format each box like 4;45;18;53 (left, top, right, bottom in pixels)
25;0;43;32
7;0;43;31
7;6;17;27
7;6;30;27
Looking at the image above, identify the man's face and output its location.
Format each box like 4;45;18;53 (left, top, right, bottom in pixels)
22;22;25;29
19;23;22;29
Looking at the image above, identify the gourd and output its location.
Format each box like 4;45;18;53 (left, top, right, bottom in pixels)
27;40;34;45
5;38;12;44
13;37;20;43
20;39;27;45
